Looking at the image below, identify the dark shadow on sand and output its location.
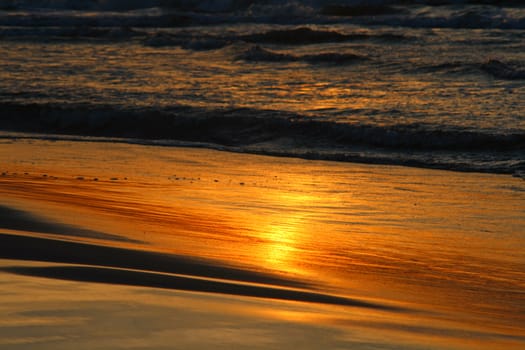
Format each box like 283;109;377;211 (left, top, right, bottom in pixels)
0;264;402;311
0;232;306;289
0;204;140;243
0;233;406;311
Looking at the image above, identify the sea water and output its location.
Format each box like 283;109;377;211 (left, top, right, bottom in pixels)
0;0;523;176
1;2;525;348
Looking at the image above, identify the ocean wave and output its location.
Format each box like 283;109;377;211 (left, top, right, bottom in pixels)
238;45;367;64
142;28;405;51
416;61;477;74
365;6;525;29
2;1;524;29
0;0;160;11
321;4;407;17
242;27;349;44
241;27;410;45
0;0;312;13
3;131;523;177
0;11;202;28
0;102;523;176
481;59;525;80
0;26;143;41
0;24;409;48
411;59;525;80
1;102;521;151
7;1;521;13
143;31;230;50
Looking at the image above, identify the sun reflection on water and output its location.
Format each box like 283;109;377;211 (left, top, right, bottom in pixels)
258;214;301;273
1;140;524;346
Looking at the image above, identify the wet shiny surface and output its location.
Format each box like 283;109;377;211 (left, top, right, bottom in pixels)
1;20;523;176
1;139;524;349
1;28;523;131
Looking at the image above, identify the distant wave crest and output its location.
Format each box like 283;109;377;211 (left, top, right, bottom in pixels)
238;45;366;64
481;59;525;80
321;4;407;17
411;59;525;80
0;24;410;51
241;27;410;45
2;1;524;29
143;32;230;50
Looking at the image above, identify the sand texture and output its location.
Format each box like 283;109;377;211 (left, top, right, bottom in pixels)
1;139;524;349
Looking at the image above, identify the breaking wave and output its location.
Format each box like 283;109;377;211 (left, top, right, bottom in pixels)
481;59;525;80
238;45;367;64
1;102;521;151
0;26;143;41
410;59;525;80
364;6;525;29
0;25;410;48
321;4;407;17
143;32;230;50
1;102;523;176
241;27;410;45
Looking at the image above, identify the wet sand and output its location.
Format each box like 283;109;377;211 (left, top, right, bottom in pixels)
0;138;524;349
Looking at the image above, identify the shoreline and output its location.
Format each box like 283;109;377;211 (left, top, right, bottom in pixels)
1;138;524;349
1;130;522;179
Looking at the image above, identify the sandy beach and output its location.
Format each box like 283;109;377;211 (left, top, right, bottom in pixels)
1;138;524;349
2;1;524;348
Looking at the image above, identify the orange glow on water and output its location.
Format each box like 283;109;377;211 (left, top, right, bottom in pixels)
1;139;524;349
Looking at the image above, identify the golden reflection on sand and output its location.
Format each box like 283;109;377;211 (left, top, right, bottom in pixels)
254;197;306;274
1;139;525;350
